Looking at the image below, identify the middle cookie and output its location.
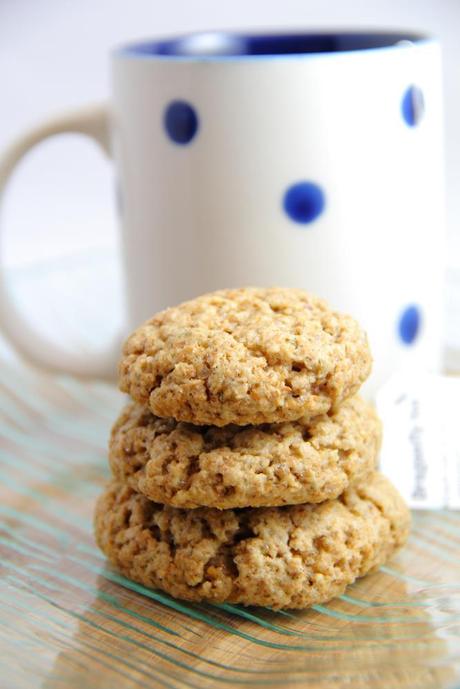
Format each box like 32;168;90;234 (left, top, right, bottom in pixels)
109;395;380;509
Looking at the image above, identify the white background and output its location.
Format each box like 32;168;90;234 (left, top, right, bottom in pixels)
0;0;459;364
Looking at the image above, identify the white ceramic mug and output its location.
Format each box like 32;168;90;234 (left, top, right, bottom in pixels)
0;30;445;390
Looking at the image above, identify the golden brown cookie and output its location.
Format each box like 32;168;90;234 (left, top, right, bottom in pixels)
94;472;410;609
109;396;380;509
118;287;372;426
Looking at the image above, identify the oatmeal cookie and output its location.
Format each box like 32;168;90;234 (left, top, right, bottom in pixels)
119;287;372;426
94;472;409;609
109;396;380;509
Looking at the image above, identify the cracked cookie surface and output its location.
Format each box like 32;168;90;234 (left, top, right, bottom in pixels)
118;287;372;426
94;472;410;609
109;396;380;509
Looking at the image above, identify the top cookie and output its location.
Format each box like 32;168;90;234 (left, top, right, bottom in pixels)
119;287;372;426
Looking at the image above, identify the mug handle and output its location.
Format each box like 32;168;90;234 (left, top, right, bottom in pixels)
0;103;120;379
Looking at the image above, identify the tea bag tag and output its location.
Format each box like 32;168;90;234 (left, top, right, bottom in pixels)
376;371;460;509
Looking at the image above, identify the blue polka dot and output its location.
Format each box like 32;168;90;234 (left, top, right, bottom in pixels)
164;100;198;144
398;305;421;344
283;181;325;225
401;86;424;127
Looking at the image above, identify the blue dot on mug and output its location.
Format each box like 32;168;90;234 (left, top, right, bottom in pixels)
398;305;421;345
401;85;424;127
283;181;325;225
164;100;199;144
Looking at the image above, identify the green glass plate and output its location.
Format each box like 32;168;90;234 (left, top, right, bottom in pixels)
0;365;459;689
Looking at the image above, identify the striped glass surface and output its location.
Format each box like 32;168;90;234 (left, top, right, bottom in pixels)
0;365;459;689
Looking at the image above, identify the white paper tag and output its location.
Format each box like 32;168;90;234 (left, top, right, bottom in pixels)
375;371;460;509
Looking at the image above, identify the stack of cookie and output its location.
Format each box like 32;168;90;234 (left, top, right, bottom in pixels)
95;288;410;609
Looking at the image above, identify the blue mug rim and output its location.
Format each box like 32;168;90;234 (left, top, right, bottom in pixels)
114;29;434;61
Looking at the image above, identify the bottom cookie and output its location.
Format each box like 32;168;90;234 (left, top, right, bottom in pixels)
94;472;410;609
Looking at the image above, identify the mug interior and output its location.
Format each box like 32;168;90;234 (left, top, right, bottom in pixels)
119;30;429;58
